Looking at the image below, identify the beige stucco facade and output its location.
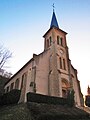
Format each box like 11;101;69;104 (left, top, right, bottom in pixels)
4;11;83;107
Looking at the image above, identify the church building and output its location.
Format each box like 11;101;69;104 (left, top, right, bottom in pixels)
4;10;83;107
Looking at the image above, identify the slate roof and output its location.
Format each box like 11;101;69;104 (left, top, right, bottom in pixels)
50;11;59;28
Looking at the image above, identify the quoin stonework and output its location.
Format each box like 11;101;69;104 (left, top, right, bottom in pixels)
4;10;84;107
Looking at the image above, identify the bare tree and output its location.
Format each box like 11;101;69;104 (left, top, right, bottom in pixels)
0;45;12;70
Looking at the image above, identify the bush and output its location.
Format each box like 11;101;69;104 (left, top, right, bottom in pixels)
67;89;75;107
0;95;2;105
27;92;67;105
85;95;90;107
0;89;21;106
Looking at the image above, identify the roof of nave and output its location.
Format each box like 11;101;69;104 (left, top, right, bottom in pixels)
4;49;50;86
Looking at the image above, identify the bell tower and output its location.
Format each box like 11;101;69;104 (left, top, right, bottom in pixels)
43;9;70;97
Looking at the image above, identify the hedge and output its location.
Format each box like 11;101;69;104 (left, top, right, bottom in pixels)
0;89;21;106
27;92;67;105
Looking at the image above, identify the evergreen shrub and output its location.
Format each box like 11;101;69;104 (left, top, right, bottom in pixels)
67;89;75;107
0;89;21;105
85;95;90;107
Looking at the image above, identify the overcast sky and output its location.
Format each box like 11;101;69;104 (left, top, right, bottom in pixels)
0;0;90;96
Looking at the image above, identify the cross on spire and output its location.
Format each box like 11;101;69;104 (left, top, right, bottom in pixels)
50;4;59;28
52;3;55;12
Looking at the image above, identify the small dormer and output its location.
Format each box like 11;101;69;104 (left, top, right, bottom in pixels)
43;10;67;51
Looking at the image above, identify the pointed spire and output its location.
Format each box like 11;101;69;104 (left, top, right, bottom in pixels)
50;6;59;29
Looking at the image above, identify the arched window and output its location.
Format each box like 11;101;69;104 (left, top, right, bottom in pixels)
57;36;59;45
60;37;63;46
57;36;63;46
49;36;52;46
47;39;49;48
21;74;24;90
7;86;9;92
21;73;27;90
62;80;68;98
60;57;62;69
63;59;66;70
10;82;14;91
47;36;52;48
62;79;70;98
15;78;19;89
45;38;47;49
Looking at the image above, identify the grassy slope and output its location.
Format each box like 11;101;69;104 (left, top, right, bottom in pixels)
0;102;90;120
0;103;31;120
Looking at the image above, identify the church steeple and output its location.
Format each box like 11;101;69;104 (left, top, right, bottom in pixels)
43;8;67;51
50;10;59;28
